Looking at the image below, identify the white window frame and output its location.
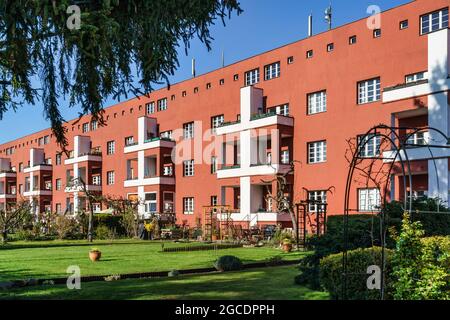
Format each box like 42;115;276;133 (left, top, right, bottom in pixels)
400;20;409;30
264;62;280;80
211;156;218;174
358;78;381;104
183;197;194;214
358;188;381;212
245;68;260;86
82;123;89;133
125;136;134;146
183;160;194;177
308;190;327;213
91;120;98;131
183;122;194;139
146;102;155;114
211;115;224;132
92;175;101;186
160;130;173;140
358;134;381;158
56;179;62;191
281;150;290;165
308;90;327;115
420;8;448;35
107;141;115;155
107;171;115;185
144;192;157;214
406;131;429;146
405;71;427;83
308;141;327;164
157;98;168;111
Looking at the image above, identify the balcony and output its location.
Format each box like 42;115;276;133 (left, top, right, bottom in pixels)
217;163;291;179
24;163;52;173
0;170;16;178
124;137;175;154
216;112;293;136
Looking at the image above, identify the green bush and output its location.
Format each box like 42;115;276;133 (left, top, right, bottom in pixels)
214;255;243;272
392;213;450;300
319;247;394;300
94;225;111;240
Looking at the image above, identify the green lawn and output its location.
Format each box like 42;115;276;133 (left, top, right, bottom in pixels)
0;266;329;300
0;239;307;281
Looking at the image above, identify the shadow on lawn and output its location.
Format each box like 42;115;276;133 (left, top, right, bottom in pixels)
1;266;328;300
0;240;163;251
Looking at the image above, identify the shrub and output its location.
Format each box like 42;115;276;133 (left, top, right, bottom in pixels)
392;213;450;300
95;225;110;240
214;255;243;272
54;215;78;240
319;247;394;300
94;214;125;235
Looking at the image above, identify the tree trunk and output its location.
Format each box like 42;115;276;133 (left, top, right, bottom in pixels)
1;229;7;244
288;208;298;245
87;199;94;242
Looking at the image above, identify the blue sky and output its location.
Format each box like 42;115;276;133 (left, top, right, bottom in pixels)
0;0;411;144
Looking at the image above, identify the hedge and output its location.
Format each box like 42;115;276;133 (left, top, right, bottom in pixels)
93;213;126;235
319;246;394;300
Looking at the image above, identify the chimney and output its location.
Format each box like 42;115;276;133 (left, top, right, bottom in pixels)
308;14;313;37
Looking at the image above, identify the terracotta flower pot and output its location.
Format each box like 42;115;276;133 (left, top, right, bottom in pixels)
211;235;218;241
89;250;102;262
282;243;292;253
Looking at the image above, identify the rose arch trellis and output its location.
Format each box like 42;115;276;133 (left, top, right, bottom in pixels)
342;124;450;300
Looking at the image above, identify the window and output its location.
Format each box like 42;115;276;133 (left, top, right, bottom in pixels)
281;150;290;164
420;8;448;35
56;154;62;165
92;175;101;186
194;87;199;93
400;20;409;29
211;196;218;207
125;136;134;146
18;163;23;172
38;137;44;146
349;35;357;45
245;68;260;86
163;192;174;213
233;74;239;81
144;193;157;213
358;78;381;104
82;123;89;133
287;56;294;64
163;165;173;176
43;136;50;144
146;102;155;114
211;115;224;133
92;203;101;213
268;104;289;116
182;91;187;97
160;130;173;140
183;197;194;214
327;43;334;52
211;156;218;174
358;134;381;158
157;98;167;111
206;83;212;90
91;120;98;131
264;62;280;80
107;171;115;185
306;50;313;59
183;122;194;139
359;188;381;212
406;131;429;146
308;191;327;212
107;141;115;155
171;95;176;101
308;90;327;114
183;160;194;177
373;29;381;38
405;71;427;83
56;179;62;191
219;79;225;85
308;141;327;164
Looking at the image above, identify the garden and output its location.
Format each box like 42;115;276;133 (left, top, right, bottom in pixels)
1;197;449;300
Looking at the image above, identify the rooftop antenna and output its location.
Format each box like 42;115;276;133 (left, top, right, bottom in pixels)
192;58;196;78
308;14;313;37
325;3;332;30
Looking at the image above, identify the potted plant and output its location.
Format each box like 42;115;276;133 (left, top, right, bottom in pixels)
211;229;219;241
89;248;102;262
282;238;293;253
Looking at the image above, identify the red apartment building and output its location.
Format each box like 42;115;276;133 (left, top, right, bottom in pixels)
0;0;449;230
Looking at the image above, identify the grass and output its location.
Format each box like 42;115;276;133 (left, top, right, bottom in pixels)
0;266;329;300
0;239;307;281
